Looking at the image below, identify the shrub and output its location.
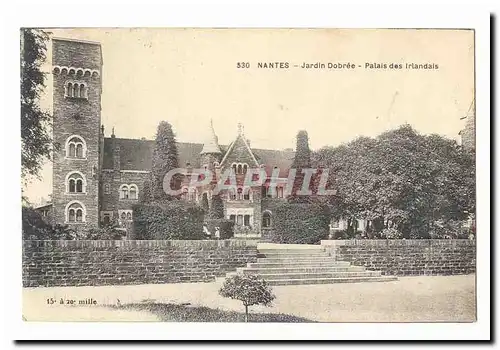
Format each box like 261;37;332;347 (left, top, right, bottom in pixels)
380;227;403;239
22;207;76;240
205;219;234;239
219;274;275;322
133;200;205;240
83;220;127;240
264;200;331;244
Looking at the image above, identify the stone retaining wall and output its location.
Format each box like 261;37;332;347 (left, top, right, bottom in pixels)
23;240;258;287
322;239;476;276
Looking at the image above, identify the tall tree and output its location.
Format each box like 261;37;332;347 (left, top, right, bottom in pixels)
289;130;313;202
139;176;153;204
292;130;311;169
209;194;225;219
313;125;476;238
201;193;210;213
21;29;52;180
151;121;180;200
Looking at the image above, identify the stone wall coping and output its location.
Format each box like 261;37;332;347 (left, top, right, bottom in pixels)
321;239;476;247
23;239;258;249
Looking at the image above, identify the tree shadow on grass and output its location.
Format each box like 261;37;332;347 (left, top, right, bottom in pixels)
114;303;314;322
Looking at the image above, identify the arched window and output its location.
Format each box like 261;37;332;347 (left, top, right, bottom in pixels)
237;187;243;200
65;201;86;223
76;144;83;158
232;163;237;174
69;143;76;157
66;172;86;193
66;82;73;97
243;164;248;174
213;161;220;167
65;81;88;99
118;210;133;227
119;185;129;199
129;184;138;200
244;188;251;201
237;164;243;175
80;83;86;98
262;211;272;228
65;135;87;158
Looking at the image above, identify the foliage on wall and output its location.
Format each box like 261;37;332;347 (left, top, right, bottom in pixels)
132;200;205;240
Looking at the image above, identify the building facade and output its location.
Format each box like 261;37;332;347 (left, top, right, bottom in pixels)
50;38;295;237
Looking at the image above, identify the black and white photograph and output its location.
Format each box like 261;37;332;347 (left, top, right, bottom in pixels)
12;19;490;341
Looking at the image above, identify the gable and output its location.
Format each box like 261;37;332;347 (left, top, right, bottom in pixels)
220;135;259;168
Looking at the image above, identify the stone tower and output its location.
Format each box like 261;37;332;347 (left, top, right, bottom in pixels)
200;119;222;171
200;119;222;204
51;38;103;230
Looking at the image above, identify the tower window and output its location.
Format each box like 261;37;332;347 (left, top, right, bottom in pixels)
65;81;88;100
66;172;86;193
65;201;86;223
65;135;87;159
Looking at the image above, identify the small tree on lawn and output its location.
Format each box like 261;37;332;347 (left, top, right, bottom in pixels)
219;274;275;322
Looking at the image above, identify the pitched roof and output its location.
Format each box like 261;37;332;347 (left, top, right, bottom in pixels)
102;137;295;175
103;137;203;170
200;120;221;154
252;148;295;178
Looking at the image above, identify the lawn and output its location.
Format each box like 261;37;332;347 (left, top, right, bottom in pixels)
113;302;312;322
23;275;475;322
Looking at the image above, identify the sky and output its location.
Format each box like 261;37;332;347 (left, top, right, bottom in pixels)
24;28;475;204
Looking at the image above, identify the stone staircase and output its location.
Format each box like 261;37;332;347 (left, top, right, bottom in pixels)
229;244;397;286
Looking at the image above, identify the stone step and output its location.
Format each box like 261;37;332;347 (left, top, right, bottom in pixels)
256;257;339;264
238;266;367;274
257;252;329;259
248;261;351;269
247;271;382;280
264;276;398;286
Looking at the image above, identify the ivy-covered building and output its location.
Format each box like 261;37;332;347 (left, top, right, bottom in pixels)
48;37;295;238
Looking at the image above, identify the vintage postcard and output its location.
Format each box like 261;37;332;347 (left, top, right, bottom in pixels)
20;27;479;335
